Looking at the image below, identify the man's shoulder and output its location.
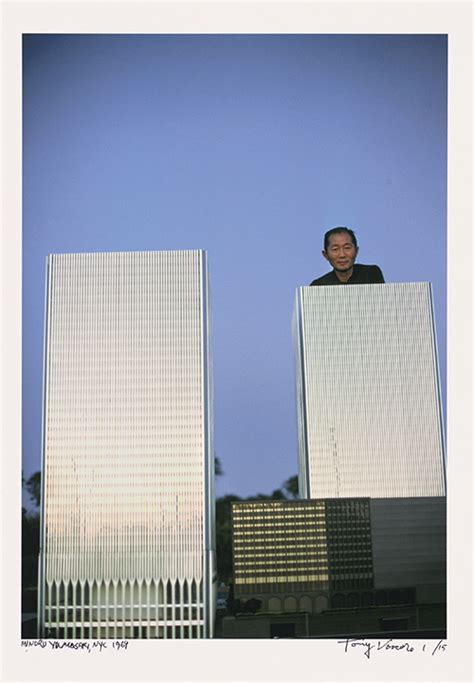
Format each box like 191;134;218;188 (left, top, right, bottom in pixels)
354;263;382;272
354;264;385;282
309;264;385;286
309;271;336;286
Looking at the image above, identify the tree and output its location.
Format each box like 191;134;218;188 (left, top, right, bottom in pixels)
215;494;242;584
269;488;286;500
215;456;224;477
282;475;299;499
24;471;41;508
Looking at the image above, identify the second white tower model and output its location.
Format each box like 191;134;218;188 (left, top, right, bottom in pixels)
293;282;446;499
38;250;215;639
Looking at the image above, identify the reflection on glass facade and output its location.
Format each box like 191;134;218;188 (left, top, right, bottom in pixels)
38;250;215;639
293;283;446;499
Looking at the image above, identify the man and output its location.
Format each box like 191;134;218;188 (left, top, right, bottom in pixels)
310;227;385;286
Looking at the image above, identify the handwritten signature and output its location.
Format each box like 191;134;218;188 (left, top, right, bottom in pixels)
21;639;129;653
338;638;447;660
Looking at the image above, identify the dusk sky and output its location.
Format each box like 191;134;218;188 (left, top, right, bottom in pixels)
22;34;447;505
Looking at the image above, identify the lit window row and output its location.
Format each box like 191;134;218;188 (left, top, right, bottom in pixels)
234;558;329;567
233;511;325;519
233;530;326;539
233;542;327;550
234;574;329;584
233;521;326;529
233;550;327;558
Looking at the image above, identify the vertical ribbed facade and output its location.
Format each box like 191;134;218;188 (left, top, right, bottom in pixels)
293;283;446;499
38;250;215;639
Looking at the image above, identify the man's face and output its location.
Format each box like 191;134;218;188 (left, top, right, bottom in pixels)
322;232;359;273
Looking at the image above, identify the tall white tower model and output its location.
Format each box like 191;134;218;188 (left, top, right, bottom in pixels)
293;283;446;500
38;250;215;639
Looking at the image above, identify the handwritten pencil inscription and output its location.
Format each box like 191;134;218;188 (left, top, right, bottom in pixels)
21;639;129;653
338;638;447;660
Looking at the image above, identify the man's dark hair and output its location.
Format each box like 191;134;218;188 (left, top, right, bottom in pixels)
324;227;358;251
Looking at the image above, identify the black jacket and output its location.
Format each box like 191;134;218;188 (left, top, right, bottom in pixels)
310;263;385;286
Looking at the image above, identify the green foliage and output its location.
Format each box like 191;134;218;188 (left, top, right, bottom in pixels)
22;507;40;598
24;471;41;508
282;475;299;499
215;456;224;477
215;494;242;583
21;472;42;613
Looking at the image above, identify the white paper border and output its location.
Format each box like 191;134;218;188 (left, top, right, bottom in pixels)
1;2;472;681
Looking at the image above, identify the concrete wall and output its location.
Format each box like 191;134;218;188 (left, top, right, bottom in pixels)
370;497;446;593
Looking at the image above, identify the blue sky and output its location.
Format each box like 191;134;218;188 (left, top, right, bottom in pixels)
22;34;447;503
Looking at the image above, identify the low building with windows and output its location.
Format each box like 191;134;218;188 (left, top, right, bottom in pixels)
230;497;445;636
232;498;330;612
